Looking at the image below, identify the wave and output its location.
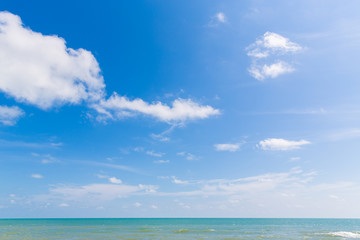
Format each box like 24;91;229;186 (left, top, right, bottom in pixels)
325;231;360;238
173;228;215;233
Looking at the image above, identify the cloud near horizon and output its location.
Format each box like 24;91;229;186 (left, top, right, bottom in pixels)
0;11;220;125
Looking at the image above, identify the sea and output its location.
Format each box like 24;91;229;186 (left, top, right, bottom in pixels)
0;218;360;239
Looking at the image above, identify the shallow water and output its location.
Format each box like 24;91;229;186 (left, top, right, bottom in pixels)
0;218;360;239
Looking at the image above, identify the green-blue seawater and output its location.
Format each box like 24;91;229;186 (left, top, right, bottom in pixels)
1;218;360;239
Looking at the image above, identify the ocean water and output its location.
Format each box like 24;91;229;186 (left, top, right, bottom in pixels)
0;218;360;239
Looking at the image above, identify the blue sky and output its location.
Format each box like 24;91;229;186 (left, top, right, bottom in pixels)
1;0;360;218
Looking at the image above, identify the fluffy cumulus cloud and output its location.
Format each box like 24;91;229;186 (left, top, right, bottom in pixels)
258;138;311;151
108;177;122;184
247;32;302;80
93;94;220;124
0;11;105;109
249;61;294;81
247;32;302;58
0;105;24;125
0;11;219;125
214;143;241;152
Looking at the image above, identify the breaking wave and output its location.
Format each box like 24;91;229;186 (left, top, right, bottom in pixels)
325;231;360;238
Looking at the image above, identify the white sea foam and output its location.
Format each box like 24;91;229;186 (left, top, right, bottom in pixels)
326;231;360;238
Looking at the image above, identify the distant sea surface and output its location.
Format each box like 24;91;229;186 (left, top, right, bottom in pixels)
1;218;360;239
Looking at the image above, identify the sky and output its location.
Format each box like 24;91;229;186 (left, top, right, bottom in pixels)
1;0;360;218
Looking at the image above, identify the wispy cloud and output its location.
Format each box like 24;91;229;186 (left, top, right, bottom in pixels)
32;153;60;164
327;128;360;142
31;174;44;179
208;12;227;27
0;105;24;126
172;176;189;185
157;168;313;197
150;133;170;142
32;182;159;206
49;184;154;201
238;108;327;116
289;157;301;162
0;139;60;149
153;160;170;164
146;150;165;157
79;161;142;174
258;138;311;151
177;152;200;161
214;143;242;152
150;125;175;142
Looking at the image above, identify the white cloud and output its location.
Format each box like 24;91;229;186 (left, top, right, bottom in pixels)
177;152;199;161
93;94;220;124
82;161;140;174
150;133;170;142
247;32;302;58
214;143;241;152
208;12;227;27
289;157;301;162
0;11;105;109
215;12;227;23
327;128;360;142
46;183;157;202
150;126;174;142
59;203;69;207
146;150;165;157
151;205;158;209
258;138;311;151
172;176;189;185
153;160;170;164
133;147;144;152
134;202;142;207
247;32;302;81
249;61;294;81
32;153;59;164
138;184;158;193
96;174;108;179
0;11;220;126
157;168;309;197
0;105;24;126
31;174;43;179
108;177;122;184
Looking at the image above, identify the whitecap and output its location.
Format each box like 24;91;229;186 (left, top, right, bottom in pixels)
326;231;360;238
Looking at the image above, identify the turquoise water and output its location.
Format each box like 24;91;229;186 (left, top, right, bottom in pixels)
0;218;360;239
